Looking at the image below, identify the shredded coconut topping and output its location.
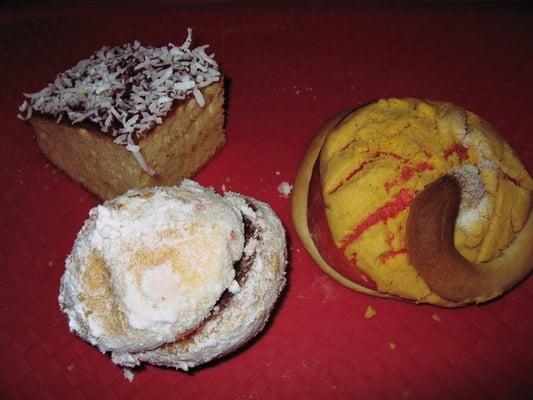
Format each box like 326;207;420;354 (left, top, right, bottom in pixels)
18;28;220;174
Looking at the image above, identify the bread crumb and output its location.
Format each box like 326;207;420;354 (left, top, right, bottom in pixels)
389;342;396;350
277;181;292;197
364;306;377;319
431;314;441;322
123;368;135;382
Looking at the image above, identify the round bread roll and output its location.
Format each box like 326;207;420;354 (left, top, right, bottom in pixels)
59;180;286;369
292;98;533;307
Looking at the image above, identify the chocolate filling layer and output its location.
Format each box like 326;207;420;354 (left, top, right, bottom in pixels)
207;200;258;313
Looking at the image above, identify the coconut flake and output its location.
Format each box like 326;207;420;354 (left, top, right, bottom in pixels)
192;87;205;107
123;368;135;382
126;143;140;153
18;100;28;112
132;150;156;176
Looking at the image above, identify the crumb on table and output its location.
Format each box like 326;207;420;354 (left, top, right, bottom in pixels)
277;181;292;197
364;305;377;319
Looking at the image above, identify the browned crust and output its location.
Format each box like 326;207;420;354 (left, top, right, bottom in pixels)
407;174;533;304
291;105;388;298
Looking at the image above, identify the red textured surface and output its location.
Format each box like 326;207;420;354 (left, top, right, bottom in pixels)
1;3;533;399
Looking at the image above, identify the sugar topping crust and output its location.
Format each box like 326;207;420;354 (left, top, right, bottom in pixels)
59;180;244;354
112;191;288;370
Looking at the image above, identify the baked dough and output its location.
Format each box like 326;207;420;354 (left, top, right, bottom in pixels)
292;98;533;306
113;191;287;370
59;180;287;369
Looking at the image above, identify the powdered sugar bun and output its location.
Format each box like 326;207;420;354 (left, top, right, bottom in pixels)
59;180;245;354
112;193;287;370
59;180;287;369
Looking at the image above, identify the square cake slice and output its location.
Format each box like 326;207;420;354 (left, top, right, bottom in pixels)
19;30;225;200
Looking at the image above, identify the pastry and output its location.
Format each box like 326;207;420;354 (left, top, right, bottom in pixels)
19;30;224;200
59;180;287;370
292;98;533;306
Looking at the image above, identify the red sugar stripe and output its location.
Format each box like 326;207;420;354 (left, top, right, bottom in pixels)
384;161;434;192
329;159;374;194
379;248;407;263
329;151;410;195
444;144;469;161
340;188;415;252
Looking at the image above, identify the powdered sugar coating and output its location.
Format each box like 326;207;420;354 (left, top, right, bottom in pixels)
451;164;491;230
18;29;220;152
59;180;244;354
113;192;287;370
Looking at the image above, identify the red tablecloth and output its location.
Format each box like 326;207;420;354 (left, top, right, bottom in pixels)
1;3;532;399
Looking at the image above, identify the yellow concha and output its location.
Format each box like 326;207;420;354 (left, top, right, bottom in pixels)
320;98;532;302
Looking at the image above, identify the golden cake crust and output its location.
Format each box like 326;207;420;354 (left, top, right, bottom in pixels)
31;81;225;200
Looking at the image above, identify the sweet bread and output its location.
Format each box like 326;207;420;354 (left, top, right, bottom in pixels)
59;180;287;369
292;98;533;306
19;30;225;200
